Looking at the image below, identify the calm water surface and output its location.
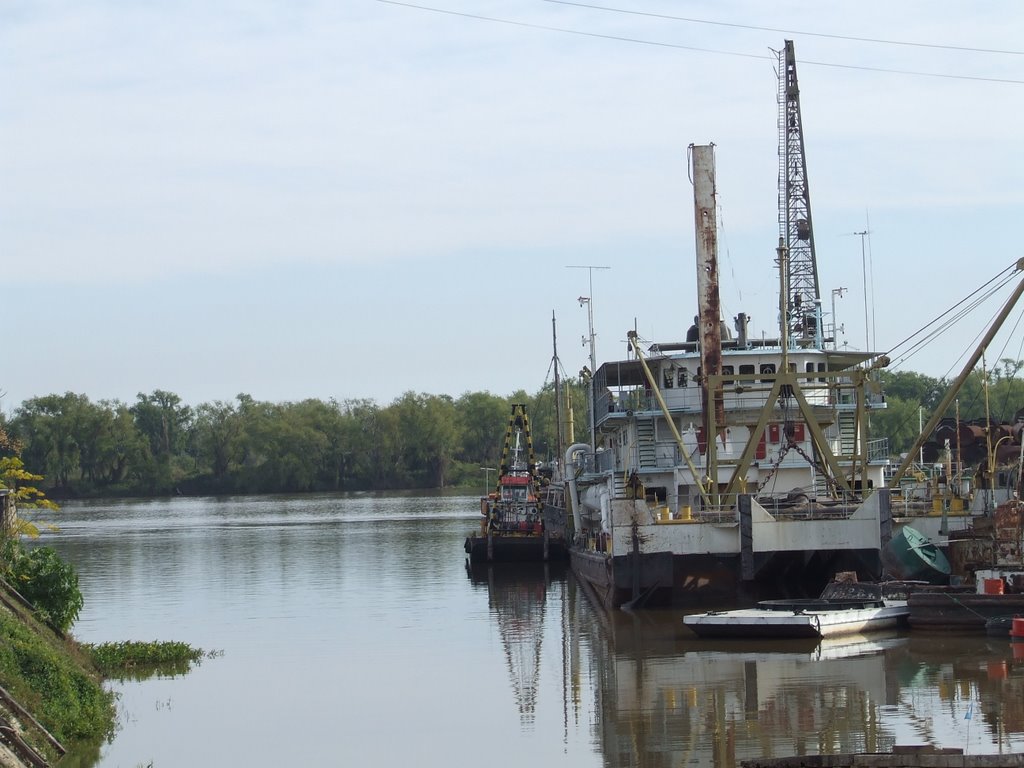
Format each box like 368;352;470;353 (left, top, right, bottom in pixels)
37;494;1024;766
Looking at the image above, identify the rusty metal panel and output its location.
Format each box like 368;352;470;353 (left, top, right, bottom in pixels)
994;500;1024;566
948;531;993;576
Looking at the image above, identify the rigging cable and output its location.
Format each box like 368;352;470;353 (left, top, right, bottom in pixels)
543;1;1024;57
376;1;1024;85
883;261;1020;367
884;264;1024;442
893;277;1014;370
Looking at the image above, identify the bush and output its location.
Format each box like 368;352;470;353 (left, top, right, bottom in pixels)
2;539;84;633
85;640;208;680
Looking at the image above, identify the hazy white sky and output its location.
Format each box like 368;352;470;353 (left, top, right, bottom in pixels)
2;1;1023;410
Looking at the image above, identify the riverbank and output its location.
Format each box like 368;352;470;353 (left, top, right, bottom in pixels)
0;577;114;766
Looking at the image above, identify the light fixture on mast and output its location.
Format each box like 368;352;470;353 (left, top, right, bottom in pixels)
830;287;847;349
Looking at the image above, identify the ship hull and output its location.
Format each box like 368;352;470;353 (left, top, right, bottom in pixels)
570;545;882;609
558;491;885;608
465;532;568;564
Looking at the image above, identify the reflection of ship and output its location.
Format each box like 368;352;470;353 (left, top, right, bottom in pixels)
465;562;566;725
465;405;567;563
564;584;1024;766
568;591;906;766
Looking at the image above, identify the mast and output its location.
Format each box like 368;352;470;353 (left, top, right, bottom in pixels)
568;264;608;453
778;40;821;342
551;311;564;476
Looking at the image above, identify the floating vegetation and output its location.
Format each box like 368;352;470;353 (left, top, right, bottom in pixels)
84;641;219;681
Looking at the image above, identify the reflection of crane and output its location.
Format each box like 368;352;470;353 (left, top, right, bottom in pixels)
777;40;821;341
488;568;547;725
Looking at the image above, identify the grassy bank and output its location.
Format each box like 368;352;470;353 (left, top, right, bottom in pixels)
0;578;114;764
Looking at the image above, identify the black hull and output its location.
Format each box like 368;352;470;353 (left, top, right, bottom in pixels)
570;546;884;610
465;533;568;564
909;590;1024;630
570;548;731;609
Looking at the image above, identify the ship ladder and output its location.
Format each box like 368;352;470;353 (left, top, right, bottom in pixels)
636;418;656;468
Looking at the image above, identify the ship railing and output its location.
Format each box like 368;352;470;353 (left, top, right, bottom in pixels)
644;492;868;523
690;508;739;524
754;494;863;520
601;385;839;419
867;437;890;462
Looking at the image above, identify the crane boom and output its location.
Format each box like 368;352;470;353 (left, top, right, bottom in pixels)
778;40;822;342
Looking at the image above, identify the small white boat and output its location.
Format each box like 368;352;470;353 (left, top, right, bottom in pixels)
684;595;909;639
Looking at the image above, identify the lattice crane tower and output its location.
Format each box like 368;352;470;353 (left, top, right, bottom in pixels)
778;39;821;341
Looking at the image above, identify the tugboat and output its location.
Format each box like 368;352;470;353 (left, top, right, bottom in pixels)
465;404;568;563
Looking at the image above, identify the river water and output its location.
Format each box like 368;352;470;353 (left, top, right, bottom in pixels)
33;493;1024;766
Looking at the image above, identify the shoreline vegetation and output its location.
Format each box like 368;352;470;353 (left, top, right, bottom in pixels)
4;365;1024;500
0;538;209;766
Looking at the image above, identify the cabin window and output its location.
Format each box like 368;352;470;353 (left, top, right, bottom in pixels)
663;366;674;389
678;368;689;387
817;362;827;383
722;365;734;385
805;362;815;374
739;364;755;377
760;363;775;382
646;486;667;503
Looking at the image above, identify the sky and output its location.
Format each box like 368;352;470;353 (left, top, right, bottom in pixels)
2;1;1023;412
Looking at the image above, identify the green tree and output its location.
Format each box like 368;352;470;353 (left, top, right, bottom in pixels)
343;399;402;489
132;390;193;493
192;401;242;480
455;391;509;465
132;390;192;459
13;393;100;491
391;392;461;487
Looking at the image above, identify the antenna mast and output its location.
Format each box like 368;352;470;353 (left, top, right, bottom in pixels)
778;40;821;341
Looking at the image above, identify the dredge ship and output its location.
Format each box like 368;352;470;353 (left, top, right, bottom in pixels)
556;41;894;608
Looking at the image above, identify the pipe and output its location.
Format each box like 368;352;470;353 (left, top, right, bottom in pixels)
564;442;590;535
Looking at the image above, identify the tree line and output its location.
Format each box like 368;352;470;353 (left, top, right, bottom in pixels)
2;384;590;498
4;360;1023;498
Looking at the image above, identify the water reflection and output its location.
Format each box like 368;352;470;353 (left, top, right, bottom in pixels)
34;496;1024;766
572;600;1024;765
467;563;1024;765
466;563;567;725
